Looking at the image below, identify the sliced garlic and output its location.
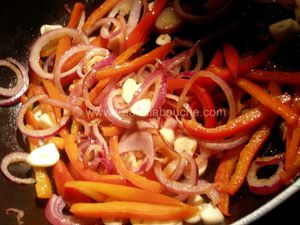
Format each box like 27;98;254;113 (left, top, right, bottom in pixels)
38;113;55;129
26;143;60;167
269;18;300;41
156;34;171;46
102;218;123;225
174;136;197;156
200;203;224;225
187;194;204;206
131;219;183;225
122;78;142;103
159;127;175;144
130;98;151;117
40;24;63;35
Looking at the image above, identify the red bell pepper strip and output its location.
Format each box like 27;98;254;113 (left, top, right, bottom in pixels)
64;134;126;185
109;136;163;193
238;42;279;75
223;43;239;80
244;69;300;85
95;43;172;80
209;49;224;67
227;120;275;195
191;85;217;128
183;105;272;140
70;201;197;220
53;160;92;204
214;148;240;216
237;78;298;125
82;0;119;32
125;0;168;48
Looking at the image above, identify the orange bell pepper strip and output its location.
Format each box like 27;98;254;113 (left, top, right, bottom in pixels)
214;148;240;216
227;120;275;195
281;152;300;184
89;78;110;102
113;42;144;65
223;43;239;80
244;69;300;85
95;43;172;80
109;136;163;193
125;0;168;48
42;79;68;121
65;134;126;184
67;3;85;29
192;85;217;128
82;0;119;32
101;126;124;137
237;78;298;125
285;122;300;172
70;201;197;220
183;105;271;140
238;42;278;75
53;2;85;76
53;160;92;204
65;181;185;206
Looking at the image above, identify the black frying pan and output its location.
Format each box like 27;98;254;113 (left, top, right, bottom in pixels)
0;0;299;224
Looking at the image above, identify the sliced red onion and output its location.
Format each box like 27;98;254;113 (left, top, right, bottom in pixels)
101;88;135;128
247;155;284;196
74;117;91;137
137;118;159;130
82;72;102;111
126;69;168;115
171;156;188;181
92;53;116;70
178;70;236;121
0;58;29;106
29;28;89;80
154;161;220;205
77;11;86;32
53;45;94;92
1;152;35;184
43;52;56;72
174;152;198;201
165;94;195;118
45;194;82;225
82;48;110;74
162;50;190;70
6;208;24;225
0;60;24;97
119;131;155;171
197;133;251;151
17;95;70;138
93;78;119;105
127;0;142;35
92;124;109;158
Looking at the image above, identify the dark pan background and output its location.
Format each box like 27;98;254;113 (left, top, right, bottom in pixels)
0;0;299;224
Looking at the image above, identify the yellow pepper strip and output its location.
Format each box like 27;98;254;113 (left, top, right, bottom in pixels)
28;136;53;199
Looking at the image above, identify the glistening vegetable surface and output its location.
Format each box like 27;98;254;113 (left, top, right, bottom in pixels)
0;0;298;225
